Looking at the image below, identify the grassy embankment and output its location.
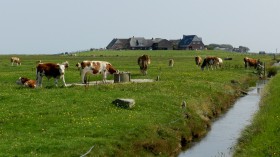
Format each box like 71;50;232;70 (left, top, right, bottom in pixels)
0;50;271;156
234;67;280;157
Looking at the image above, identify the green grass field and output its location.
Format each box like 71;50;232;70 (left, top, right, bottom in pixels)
0;50;274;156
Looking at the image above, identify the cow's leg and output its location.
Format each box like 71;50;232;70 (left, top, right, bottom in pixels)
61;75;66;86
141;69;145;75
102;71;107;83
36;77;39;87
81;69;87;84
37;75;43;87
144;70;147;75
54;78;58;87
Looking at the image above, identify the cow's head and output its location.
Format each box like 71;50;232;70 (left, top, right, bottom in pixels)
58;64;66;76
62;61;69;69
76;62;81;70
201;58;207;70
106;63;118;74
16;77;28;85
195;56;202;65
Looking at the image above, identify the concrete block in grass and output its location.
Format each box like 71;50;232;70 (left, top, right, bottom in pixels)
112;98;135;109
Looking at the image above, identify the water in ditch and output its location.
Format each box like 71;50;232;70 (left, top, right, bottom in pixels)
179;80;267;157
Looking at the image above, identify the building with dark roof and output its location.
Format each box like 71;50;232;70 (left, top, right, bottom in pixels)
106;38;130;50
178;35;204;50
106;35;204;50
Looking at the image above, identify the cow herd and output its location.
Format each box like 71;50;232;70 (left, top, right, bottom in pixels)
13;55;149;88
195;56;262;71
12;54;261;88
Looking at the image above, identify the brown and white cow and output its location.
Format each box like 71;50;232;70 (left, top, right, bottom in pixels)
11;57;21;66
36;61;68;87
195;56;202;67
79;61;118;84
201;56;220;70
138;54;151;75
244;57;260;69
16;77;36;88
169;59;174;67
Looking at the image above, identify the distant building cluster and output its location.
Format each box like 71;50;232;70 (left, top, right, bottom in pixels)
207;44;250;53
106;35;205;50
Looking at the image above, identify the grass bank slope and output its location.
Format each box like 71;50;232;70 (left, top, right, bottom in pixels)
0;50;271;156
234;74;280;157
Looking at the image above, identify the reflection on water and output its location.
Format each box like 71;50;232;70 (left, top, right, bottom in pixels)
257;79;267;94
179;80;266;157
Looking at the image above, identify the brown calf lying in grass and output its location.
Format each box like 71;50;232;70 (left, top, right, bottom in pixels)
16;77;36;88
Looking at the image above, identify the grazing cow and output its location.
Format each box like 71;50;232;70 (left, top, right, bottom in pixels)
244;57;260;69
169;59;174;67
79;61;118;83
16;77;36;88
201;56;219;70
137;54;151;75
36;61;68;87
217;57;223;68
195;56;202;67
11;57;21;66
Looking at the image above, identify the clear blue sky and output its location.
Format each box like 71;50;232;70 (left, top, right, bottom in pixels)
0;0;279;54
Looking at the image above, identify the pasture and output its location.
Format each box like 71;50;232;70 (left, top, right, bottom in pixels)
0;50;273;156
